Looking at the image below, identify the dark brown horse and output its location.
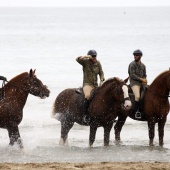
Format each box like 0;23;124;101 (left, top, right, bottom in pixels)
114;70;170;146
52;77;132;147
0;69;50;148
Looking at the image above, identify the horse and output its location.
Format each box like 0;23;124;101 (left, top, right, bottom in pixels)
114;70;170;146
0;69;50;148
52;77;132;147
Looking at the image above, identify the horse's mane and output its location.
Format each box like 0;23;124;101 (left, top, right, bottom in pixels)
101;77;124;87
9;72;29;83
151;70;170;85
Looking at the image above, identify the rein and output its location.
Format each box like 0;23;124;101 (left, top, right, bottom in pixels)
146;86;170;98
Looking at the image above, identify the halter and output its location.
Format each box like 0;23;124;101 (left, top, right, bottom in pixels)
146;86;170;98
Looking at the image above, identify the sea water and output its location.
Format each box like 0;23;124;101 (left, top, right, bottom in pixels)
0;7;170;163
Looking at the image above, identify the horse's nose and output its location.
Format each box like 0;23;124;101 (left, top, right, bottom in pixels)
124;100;132;110
45;89;50;97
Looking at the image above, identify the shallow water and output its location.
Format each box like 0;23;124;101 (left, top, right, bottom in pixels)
0;123;170;163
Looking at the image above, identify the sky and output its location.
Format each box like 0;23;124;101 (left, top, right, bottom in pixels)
0;0;170;7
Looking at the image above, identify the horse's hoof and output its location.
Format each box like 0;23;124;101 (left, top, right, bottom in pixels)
149;143;154;146
17;139;24;148
114;140;122;145
159;144;164;147
104;144;109;147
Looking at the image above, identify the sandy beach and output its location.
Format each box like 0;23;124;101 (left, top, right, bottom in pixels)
0;162;170;170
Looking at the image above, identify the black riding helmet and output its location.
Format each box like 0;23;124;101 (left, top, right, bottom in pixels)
133;49;143;56
87;50;97;57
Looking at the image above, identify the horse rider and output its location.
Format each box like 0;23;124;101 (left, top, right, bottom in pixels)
128;49;147;119
76;49;105;123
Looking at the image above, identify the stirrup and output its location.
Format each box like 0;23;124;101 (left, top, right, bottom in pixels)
135;111;142;119
83;115;90;124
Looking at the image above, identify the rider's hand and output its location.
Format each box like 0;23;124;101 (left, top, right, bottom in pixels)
140;78;147;85
100;78;105;86
101;78;105;81
86;55;92;59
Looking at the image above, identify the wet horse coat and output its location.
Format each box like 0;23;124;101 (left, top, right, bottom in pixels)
52;77;131;146
0;69;50;148
114;70;170;146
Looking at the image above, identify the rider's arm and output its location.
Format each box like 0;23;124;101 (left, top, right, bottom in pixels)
98;61;105;81
76;55;92;65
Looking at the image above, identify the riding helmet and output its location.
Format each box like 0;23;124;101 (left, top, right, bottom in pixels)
87;50;97;57
133;49;143;56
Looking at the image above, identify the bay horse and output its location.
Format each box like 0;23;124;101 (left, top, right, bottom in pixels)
0;69;50;148
52;77;132;147
114;70;170;146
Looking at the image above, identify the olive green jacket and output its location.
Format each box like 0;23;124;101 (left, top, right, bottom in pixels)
128;60;147;87
76;57;105;87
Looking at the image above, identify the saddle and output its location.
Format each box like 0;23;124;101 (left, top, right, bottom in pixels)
75;87;98;102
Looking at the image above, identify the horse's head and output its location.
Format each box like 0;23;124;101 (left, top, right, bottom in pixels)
27;69;50;98
101;77;132;110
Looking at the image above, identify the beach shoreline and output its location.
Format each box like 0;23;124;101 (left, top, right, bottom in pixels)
1;162;170;170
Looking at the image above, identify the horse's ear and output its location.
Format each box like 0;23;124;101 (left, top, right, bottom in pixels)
124;77;129;83
29;69;33;77
29;69;36;77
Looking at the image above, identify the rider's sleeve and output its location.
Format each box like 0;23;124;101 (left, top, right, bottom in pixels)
98;61;105;81
76;57;84;66
143;65;147;79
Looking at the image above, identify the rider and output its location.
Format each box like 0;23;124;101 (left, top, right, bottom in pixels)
128;49;147;119
76;50;105;123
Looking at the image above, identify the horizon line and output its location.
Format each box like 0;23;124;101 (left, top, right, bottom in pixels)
0;5;169;7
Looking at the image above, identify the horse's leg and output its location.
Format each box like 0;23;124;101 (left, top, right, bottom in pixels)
59;119;74;145
7;124;23;148
114;116;127;142
158;118;167;146
103;121;114;146
89;123;97;147
148;120;156;146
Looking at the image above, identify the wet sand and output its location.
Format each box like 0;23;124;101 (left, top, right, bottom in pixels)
0;162;170;170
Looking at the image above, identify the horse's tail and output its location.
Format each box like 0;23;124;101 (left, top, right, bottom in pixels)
51;102;62;121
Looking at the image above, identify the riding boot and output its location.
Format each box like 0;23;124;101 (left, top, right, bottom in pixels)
134;101;142;119
83;98;90;124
